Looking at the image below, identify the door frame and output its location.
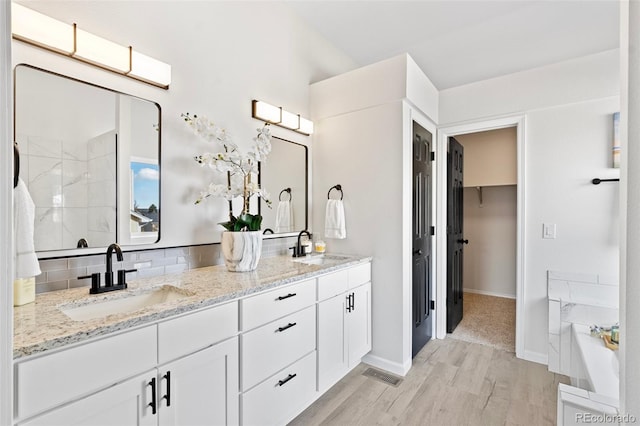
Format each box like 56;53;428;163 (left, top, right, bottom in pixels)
1;2;14;423
436;115;526;360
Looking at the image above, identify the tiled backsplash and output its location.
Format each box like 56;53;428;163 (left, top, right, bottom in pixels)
35;237;298;294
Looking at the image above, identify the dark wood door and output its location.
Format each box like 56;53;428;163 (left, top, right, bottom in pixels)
412;123;433;357
447;137;465;333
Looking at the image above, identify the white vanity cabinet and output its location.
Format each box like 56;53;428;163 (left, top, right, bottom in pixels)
317;263;372;392
157;337;239;426
19;370;157;426
20;339;239;426
239;280;318;425
14;259;373;426
15;302;239;426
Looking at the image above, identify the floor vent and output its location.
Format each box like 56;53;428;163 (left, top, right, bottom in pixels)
362;368;403;387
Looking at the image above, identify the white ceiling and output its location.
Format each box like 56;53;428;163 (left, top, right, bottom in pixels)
286;0;620;90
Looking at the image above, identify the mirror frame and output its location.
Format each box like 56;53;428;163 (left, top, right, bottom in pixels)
13;63;162;258
258;136;308;237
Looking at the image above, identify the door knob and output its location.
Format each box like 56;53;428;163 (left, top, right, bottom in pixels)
457;239;469;244
413;249;423;255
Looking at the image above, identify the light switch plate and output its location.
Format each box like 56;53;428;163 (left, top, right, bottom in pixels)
543;223;557;239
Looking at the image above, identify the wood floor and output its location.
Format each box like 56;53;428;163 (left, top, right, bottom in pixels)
290;338;568;426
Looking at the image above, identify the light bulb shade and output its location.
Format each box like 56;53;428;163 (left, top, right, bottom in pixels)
74;28;130;73
129;50;172;88
252;100;282;123
299;117;314;135
280;110;300;130
12;3;75;54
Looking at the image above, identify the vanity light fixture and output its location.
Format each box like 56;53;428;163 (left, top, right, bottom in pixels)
251;100;314;135
11;3;172;89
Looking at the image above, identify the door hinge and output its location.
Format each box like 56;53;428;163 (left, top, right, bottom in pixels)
430;151;435;161
430;226;435;236
430;300;435;310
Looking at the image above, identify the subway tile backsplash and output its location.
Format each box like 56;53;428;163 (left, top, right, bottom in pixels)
34;237;298;294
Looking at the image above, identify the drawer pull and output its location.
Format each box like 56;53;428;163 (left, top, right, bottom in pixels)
277;373;297;387
276;293;297;301
148;377;157;415
277;322;297;332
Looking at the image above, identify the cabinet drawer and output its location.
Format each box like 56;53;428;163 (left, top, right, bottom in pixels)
317;269;348;301
241;279;315;331
158;301;238;364
15;326;157;421
241;306;316;391
241;351;317;426
348;262;371;288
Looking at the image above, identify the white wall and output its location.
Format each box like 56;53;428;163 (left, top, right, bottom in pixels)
462;185;517;298
12;1;357;251
311;54;439;375
440;51;621;361
621;0;640;417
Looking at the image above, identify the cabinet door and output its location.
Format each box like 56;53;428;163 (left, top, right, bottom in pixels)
19;372;156;426
317;293;348;392
347;282;371;369
158;337;239;426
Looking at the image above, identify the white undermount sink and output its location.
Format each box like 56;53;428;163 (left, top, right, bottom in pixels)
59;285;193;321
292;254;350;266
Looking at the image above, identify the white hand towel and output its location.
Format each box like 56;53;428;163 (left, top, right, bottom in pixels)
14;178;41;279
275;200;294;233
325;199;346;239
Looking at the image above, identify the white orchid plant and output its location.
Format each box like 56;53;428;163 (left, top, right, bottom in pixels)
182;112;272;231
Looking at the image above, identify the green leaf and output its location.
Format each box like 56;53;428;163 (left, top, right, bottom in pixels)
237;214;263;231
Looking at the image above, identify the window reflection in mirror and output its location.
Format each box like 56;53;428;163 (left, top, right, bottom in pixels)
14;64;161;253
259;136;308;234
129;159;159;240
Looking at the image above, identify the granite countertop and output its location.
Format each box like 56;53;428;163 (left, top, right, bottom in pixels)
14;254;371;359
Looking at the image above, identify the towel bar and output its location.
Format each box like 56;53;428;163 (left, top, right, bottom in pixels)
327;184;343;200
13;142;20;188
591;178;620;185
279;188;292;201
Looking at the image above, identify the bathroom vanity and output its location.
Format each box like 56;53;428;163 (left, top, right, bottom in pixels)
13;255;372;425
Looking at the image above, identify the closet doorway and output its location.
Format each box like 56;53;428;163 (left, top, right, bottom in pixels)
445;126;518;353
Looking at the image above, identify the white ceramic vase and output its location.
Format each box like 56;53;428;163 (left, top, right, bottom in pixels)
221;231;262;272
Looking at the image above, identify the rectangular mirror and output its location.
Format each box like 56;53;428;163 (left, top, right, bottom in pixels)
259;136;308;235
14;64;161;253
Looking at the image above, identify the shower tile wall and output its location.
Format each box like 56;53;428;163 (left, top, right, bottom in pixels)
16;132;117;251
35;237;298;294
86;131;117;248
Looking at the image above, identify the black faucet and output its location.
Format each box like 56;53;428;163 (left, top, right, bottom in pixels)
105;243;123;287
78;243;136;294
290;230;312;257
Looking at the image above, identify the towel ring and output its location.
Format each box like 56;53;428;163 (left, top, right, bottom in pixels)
263;228;274;235
279;188;292;202
327;184;343;200
13;142;20;189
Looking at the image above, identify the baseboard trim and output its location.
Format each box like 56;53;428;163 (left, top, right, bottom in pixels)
464;288;516;300
520;349;548;366
361;353;412;377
